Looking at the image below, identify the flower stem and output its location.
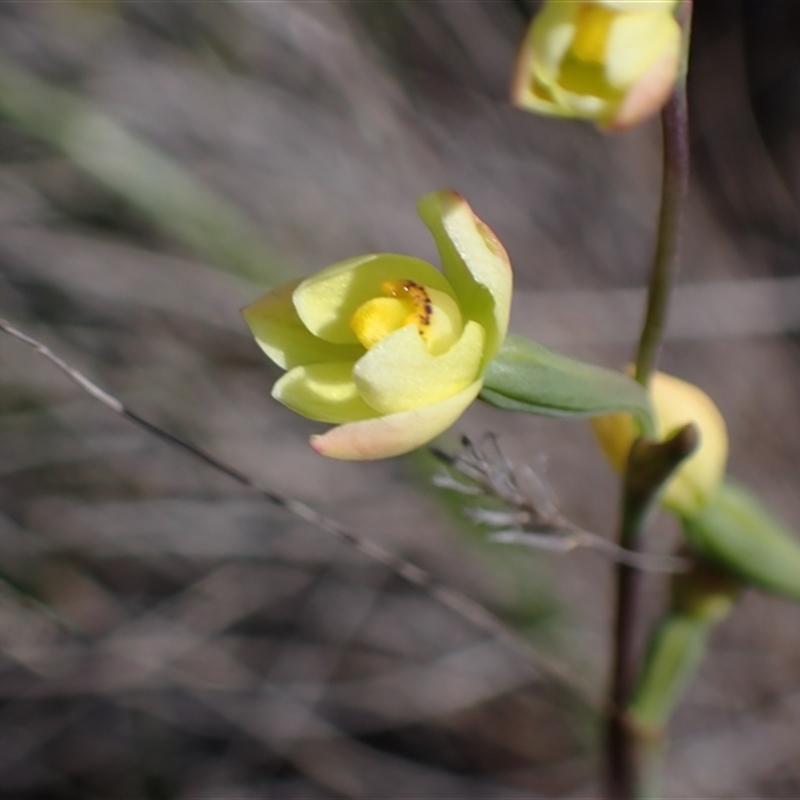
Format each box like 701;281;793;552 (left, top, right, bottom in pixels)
606;3;693;797
605;505;650;799
634;8;692;387
605;428;697;799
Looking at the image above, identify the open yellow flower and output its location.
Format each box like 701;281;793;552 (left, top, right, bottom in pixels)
243;191;512;460
511;0;682;129
591;371;728;515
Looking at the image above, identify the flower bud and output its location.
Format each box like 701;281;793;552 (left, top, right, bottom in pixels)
591;372;728;515
511;0;682;130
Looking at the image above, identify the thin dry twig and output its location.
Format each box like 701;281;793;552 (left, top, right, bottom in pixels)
0;316;595;702
432;435;690;574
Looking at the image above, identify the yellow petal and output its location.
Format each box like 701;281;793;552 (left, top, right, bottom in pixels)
293;254;457;345
597;0;678;11
353;320;485;415
604;11;680;90
590;411;637;474
421;287;464;355
310;380;483;460
512;13;585;118
571;5;616;65
530;1;578;79
551;57;620;108
512;61;577;118
273;362;378;424
242;279;363;370
416;191;512;362
610;44;680;130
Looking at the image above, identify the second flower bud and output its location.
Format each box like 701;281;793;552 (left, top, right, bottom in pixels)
512;0;683;130
591;371;728;516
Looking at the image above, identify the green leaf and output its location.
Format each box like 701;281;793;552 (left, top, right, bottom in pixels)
481;335;656;438
682;480;800;601
630;613;709;729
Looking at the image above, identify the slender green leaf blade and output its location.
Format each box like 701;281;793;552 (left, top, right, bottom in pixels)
481;335;656;437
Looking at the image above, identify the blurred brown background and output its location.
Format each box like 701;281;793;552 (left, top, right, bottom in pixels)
1;1;800;797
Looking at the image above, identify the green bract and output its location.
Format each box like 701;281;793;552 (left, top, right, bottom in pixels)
482;336;656;438
243;191;512;460
682;480;800;601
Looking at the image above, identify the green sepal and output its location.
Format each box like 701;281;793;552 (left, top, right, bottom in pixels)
629;613;709;730
682;480;800;601
481;335;656;438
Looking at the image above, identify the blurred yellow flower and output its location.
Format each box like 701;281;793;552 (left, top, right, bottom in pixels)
243;191;512;460
591;371;728;515
512;0;682;129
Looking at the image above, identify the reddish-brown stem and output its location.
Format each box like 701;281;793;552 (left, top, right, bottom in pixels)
605;3;693;797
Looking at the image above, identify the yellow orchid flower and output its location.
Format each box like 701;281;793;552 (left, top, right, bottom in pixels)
512;0;682;130
591;371;728;515
243;191;513;460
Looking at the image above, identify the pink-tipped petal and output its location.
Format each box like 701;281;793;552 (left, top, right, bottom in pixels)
608;45;680;131
310;380;483;460
417;191;513;362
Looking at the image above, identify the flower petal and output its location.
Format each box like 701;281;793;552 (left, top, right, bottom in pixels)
310;380;483;460
649;373;728;515
293;254;457;345
417;191;512;362
530;0;578;79
353;321;485;414
604;11;680;90
273;362;378;424
511;13;578;116
242;279;363;370
512;66;577;118
610;44;680;130
548;79;615;118
597;0;677;11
